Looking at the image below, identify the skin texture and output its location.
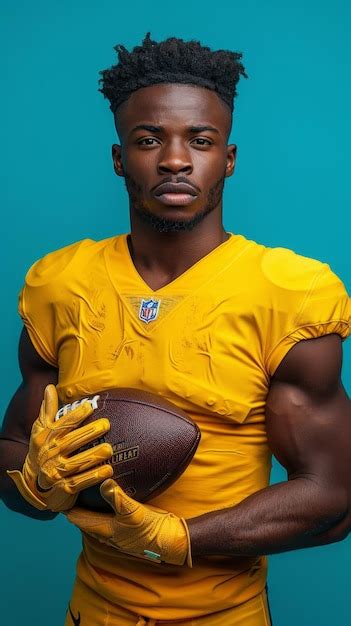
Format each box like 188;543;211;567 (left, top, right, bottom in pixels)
112;83;235;290
189;333;351;556
1;83;350;557
0;328;58;518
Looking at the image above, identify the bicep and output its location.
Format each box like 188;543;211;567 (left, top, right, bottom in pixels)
1;327;58;443
266;335;351;495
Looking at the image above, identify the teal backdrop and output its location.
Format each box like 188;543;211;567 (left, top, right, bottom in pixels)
1;0;350;624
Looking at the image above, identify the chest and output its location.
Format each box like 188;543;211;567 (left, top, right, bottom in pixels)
54;280;269;424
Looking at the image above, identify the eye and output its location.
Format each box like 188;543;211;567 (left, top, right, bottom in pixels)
137;137;160;146
191;137;212;146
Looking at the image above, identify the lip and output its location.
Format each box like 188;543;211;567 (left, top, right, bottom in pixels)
153;182;199;197
155;193;198;206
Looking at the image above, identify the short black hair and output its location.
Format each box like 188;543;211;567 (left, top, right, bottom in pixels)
99;32;247;115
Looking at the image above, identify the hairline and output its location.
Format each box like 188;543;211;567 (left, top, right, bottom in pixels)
114;82;233;142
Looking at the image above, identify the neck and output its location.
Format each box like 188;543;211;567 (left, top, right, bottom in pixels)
127;215;230;281
129;220;229;274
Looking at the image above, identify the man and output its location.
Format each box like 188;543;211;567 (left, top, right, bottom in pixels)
1;33;350;626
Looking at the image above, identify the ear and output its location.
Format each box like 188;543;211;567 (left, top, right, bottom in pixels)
225;144;237;178
112;144;124;177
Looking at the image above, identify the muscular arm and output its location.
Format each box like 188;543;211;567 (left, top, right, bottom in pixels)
0;327;58;519
188;333;351;556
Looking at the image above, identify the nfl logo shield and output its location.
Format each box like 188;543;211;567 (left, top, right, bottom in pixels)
139;298;161;324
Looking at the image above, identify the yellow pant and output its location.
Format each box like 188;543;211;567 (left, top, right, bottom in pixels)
65;578;272;626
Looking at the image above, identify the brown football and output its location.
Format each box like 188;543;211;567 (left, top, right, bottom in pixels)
56;388;201;511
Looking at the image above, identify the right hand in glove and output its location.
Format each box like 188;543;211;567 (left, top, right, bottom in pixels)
7;385;113;512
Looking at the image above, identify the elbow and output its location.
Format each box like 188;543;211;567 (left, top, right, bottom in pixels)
317;518;351;545
331;489;351;540
328;500;351;544
311;489;351;545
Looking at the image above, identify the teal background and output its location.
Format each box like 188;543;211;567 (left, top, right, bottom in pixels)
1;0;350;624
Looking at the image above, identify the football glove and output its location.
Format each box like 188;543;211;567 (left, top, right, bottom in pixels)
67;478;192;566
7;384;113;512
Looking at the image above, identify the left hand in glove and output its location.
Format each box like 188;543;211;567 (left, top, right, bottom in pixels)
66;479;192;567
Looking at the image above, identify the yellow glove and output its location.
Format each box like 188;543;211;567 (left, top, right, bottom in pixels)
66;479;192;567
7;385;113;512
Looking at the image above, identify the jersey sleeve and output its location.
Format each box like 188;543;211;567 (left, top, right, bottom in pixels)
18;239;93;367
262;248;350;376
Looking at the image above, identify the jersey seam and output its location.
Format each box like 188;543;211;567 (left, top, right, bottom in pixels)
264;265;346;375
25;322;58;367
20;289;58;367
265;318;349;375
294;265;328;326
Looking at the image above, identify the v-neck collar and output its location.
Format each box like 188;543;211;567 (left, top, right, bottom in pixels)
104;232;249;333
107;232;243;295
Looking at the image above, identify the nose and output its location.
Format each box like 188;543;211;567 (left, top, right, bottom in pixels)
157;140;193;175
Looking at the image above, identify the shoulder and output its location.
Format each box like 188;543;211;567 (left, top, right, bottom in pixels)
24;236;117;287
261;246;325;286
18;236;120;366
231;235;329;284
234;236;348;299
232;236;347;298
231;238;349;374
258;245;350;320
260;245;341;293
258;243;349;325
256;246;350;375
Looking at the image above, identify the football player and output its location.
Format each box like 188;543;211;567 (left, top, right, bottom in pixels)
1;33;350;625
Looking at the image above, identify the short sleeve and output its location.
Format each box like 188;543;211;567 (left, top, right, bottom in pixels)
18;282;57;366
18;239;94;367
263;251;350;376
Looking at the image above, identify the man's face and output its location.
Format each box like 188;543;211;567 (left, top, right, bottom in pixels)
112;83;236;233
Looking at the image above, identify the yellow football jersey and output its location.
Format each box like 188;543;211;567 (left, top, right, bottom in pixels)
19;233;350;620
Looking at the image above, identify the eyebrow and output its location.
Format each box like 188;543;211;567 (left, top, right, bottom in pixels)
190;125;219;134
130;124;220;134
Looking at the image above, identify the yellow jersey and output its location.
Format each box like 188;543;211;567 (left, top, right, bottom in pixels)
19;233;350;620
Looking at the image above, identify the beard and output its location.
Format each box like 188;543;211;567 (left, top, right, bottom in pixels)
124;172;225;233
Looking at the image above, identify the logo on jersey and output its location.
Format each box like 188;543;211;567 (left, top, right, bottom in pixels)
138;298;161;324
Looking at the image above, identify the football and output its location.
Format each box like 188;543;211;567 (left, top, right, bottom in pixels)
56;388;201;511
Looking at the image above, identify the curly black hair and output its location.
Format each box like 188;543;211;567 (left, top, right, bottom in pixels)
99;32;247;115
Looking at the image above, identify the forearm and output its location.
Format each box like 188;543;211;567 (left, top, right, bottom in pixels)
188;477;349;557
0;439;57;520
